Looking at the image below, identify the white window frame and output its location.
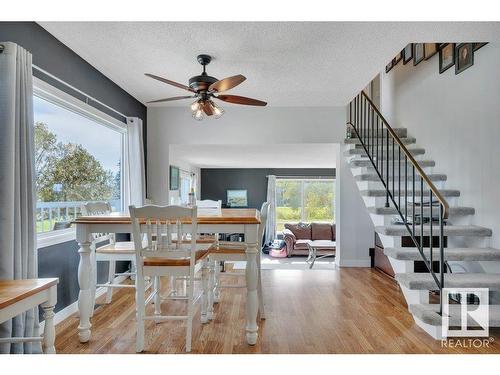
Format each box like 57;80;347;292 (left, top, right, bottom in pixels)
34;77;128;248
275;178;335;229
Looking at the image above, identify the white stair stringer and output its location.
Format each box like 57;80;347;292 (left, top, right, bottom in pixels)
343;130;500;339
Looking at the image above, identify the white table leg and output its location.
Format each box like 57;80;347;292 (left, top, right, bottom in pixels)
41;286;57;354
77;226;93;342
245;224;259;345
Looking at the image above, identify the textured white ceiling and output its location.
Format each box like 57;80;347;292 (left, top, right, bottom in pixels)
39;22;500;106
170;144;337;168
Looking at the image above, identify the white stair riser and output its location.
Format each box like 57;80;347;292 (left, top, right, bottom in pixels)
362;196;459;209
356;180;447;191
372;214;472;227
399;285;430;305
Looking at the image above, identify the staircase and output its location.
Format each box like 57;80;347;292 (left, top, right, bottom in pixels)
345;91;500;339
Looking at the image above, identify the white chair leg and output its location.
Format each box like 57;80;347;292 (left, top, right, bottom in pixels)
105;261;116;304
201;260;209;324
154;276;162;319
130;259;137;281
135;278;145;352
257;254;265;319
214;261;221;303
169;276;177;296
186;274;195;353
207;260;215;320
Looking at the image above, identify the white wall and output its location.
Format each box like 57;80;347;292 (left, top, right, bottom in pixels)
381;43;500;250
147;105;373;266
167;151;201;204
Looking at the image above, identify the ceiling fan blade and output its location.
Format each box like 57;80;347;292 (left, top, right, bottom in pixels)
146;95;194;104
209;74;246;92
145;73;195;93
202;102;214;116
215;95;267;106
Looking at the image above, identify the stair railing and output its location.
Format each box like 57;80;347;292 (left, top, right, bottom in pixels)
347;91;449;315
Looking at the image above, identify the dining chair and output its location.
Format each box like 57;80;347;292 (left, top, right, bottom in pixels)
129;204;213;353
83;202;137;304
208;202;270;320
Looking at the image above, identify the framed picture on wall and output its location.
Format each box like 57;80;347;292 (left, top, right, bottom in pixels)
169;165;179;190
424;43;439;60
439;43;455;73
394;51;403;65
455;43;474;75
226;189;248;208
385;60;393;73
413;43;425;66
403;43;413;64
473;42;488;51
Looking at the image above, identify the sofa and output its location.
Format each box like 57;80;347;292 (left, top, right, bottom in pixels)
282;222;336;257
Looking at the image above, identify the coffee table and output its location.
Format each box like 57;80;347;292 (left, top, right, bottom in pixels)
306;241;336;269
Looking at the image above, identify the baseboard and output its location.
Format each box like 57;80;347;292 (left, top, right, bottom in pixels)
39;275;128;330
338;258;372;267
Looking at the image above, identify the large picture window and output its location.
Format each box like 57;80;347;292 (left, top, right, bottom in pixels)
33;80;126;241
275;178;335;231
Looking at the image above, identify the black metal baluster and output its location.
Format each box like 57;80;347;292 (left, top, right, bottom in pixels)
392;138;395;202
367;104;370;155
420;177;424;257
398;147;401;210
412;166;416;236
371;108;374;158
376;117;379;172
405;155;408;224
430;191;433;269
439;203;444;315
385;128;389;207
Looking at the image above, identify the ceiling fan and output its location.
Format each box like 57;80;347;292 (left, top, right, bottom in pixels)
145;54;267;120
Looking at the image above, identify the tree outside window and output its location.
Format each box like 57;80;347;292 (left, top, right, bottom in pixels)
276;178;335;231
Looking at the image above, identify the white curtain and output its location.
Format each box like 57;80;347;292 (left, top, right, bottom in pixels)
264;175;277;245
123;117;146;210
0;42;40;354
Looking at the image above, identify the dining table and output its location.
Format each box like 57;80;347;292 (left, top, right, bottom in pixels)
72;208;261;346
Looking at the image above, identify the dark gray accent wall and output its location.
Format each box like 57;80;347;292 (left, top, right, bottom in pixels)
0;22;145;313
201;168;336;209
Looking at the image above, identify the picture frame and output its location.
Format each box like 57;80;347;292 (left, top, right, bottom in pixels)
455;43;474;75
473;42;488;51
169;165;179;190
439;43;455;74
226;189;248;208
385;60;393;73
394;51;403;65
413;43;425;66
403;43;413;64
424;43;438;60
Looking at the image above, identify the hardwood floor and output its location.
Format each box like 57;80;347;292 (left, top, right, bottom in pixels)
54;267;500;354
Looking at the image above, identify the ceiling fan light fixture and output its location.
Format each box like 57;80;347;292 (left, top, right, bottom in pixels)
190;100;201;112
210;100;225;119
192;108;204;121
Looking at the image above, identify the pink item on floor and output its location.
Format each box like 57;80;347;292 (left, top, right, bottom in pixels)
269;247;288;258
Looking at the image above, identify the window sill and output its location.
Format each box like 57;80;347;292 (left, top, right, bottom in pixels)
37;227;76;249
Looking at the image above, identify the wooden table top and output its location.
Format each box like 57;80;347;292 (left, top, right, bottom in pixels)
0;278;59;309
73;208;260;225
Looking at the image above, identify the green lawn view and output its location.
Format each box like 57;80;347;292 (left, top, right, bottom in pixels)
276;179;334;231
